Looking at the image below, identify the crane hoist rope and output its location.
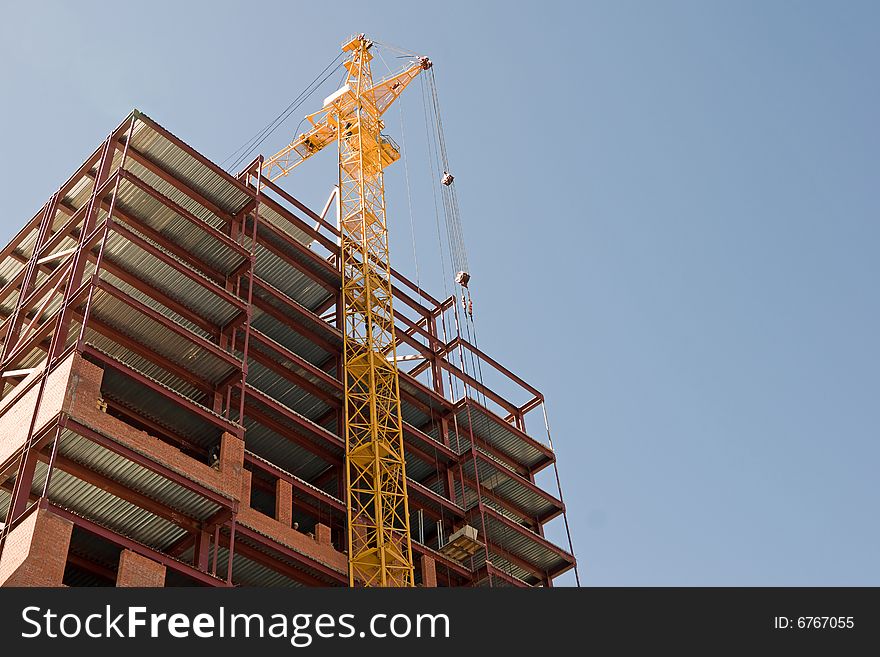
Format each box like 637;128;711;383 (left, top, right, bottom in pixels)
261;34;431;587
420;68;472;318
223;51;345;172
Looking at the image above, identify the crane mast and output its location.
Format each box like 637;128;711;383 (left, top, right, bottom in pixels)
262;35;430;586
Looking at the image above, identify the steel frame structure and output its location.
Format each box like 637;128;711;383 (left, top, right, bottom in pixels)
0;109;578;588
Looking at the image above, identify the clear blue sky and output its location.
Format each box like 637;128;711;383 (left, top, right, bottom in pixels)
2;1;878;586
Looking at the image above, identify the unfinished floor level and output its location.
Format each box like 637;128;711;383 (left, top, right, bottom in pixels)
0;111;576;587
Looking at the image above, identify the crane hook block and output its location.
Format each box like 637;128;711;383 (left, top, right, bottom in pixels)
441;171;454;186
455;270;470;287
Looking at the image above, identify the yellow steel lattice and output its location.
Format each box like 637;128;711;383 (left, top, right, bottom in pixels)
262;35;430;587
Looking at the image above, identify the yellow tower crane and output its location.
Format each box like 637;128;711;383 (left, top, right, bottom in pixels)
262;34;431;587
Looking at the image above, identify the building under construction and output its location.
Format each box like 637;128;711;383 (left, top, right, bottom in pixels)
0;45;577;587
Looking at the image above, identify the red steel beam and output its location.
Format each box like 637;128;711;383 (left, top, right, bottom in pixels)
244;386;343;448
473;452;563;510
398;365;455;415
407;479;465;520
241;337;340;409
410;542;472;580
106;220;247;315
235;391;342;466
133;112;254;199
64;417;237;511
485;542;550;583
250;215;339;289
403;420;457;462
94;279;240;371
255;178;337;246
247;468;341;523
79;313;214;399
103;399;205;457
478;505;575;564
448;335;542;400
250;328;341;391
98;259;221;339
232;523;347;585
82;346;241;436
230;533;338;587
457;397;555;464
244;452;345;513
32;203;90;263
46;501;228;587
102;199;226;284
481;563;531;588
256;176;443;310
251;292;339;357
0;267;27;308
66;553;117;582
0;111;130;275
39;451;202;534
0;210;43;264
119;170;251;262
449;421;530;477
2;284;87;372
124;146;236;224
459;472;554;529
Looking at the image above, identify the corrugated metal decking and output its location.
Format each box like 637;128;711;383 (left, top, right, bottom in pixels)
0;110;576;588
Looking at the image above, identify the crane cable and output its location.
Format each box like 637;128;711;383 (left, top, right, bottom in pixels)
396;61;456;585
425;70;469;290
420;76;474;577
372;40;419;58
419;71;467;411
422;68;521;584
381;45;460;585
423;71;489;408
425;72;578;585
221;51;345;173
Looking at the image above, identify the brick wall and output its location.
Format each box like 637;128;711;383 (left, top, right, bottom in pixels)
0;507;72;587
66;355;245;504
237;508;347;576
116;549;166;587
421;555;437;587
0;355;75;468
275;479;293;528
1;354;352;587
62;355;347;582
